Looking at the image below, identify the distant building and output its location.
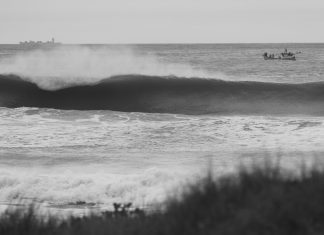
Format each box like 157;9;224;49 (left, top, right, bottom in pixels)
19;38;61;48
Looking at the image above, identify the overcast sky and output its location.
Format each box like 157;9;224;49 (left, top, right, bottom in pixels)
1;0;323;43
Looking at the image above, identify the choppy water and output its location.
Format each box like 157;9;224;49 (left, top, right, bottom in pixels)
0;44;323;215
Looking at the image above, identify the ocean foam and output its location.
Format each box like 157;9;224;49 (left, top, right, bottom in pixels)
0;166;197;208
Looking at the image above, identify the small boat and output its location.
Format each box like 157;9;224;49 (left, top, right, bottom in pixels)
263;49;297;61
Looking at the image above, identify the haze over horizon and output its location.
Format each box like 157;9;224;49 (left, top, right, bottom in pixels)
1;0;324;44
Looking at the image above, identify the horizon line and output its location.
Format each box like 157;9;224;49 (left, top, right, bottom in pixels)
1;42;324;45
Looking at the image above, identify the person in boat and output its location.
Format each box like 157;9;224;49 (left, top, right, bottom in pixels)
281;49;293;57
282;48;288;57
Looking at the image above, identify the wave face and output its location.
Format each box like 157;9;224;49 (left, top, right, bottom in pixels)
1;74;324;115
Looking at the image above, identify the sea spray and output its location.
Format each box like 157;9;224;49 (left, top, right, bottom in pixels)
0;46;213;90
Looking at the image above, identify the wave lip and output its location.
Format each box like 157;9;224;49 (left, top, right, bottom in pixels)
0;74;324;115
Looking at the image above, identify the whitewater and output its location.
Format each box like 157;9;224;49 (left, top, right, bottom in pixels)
0;44;323;215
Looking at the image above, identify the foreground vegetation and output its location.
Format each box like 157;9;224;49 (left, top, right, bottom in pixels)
2;165;324;235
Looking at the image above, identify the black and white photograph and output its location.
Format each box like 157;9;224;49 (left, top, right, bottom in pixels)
0;0;324;234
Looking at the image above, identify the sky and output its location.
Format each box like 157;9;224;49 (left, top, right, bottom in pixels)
0;0;323;43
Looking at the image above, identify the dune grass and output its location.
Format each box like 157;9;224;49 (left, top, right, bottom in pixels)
2;164;324;235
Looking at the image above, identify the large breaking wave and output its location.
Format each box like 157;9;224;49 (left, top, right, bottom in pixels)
0;74;324;115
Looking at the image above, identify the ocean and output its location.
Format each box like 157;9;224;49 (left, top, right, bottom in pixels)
0;43;323;215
